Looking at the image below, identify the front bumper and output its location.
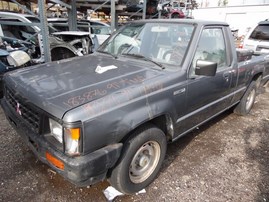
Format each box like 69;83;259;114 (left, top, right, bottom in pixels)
1;98;122;186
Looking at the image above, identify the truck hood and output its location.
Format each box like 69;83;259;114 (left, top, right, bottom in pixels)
5;53;163;118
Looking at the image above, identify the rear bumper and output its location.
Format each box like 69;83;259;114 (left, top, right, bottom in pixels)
1;98;122;186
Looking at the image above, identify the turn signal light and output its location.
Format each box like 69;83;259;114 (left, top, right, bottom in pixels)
46;151;64;170
69;128;80;140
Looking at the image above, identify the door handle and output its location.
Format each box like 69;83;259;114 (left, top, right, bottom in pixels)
223;72;230;82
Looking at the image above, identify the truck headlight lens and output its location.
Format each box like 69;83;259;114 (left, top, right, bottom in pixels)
7;50;30;67
49;118;63;143
64;128;81;155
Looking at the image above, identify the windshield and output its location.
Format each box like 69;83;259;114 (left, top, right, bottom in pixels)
25;16;40;23
98;22;194;69
26;16;58;33
90;22;111;35
49;22;90;32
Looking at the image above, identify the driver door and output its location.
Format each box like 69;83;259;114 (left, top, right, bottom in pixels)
175;27;237;134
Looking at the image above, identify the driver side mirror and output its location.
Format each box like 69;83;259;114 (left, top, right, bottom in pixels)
195;59;217;76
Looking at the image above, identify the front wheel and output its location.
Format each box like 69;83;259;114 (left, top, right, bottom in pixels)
234;81;257;116
108;125;167;194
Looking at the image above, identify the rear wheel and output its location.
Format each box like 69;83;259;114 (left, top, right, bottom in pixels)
108;125;167;194
234;81;256;116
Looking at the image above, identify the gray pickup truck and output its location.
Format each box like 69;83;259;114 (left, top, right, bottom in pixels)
1;19;269;194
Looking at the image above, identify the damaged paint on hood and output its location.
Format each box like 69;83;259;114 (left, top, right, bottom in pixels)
4;53;164;119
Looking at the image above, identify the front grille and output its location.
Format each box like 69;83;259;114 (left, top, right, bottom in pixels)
5;87;41;133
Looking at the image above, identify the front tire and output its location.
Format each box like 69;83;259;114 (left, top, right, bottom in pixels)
234;81;257;116
108;125;167;194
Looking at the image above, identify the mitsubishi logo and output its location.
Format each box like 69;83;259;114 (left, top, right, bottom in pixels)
16;102;22;116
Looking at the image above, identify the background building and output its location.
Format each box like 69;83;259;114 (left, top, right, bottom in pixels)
198;0;269;7
193;2;269;36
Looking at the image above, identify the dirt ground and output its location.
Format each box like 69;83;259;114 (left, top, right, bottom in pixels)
0;88;268;202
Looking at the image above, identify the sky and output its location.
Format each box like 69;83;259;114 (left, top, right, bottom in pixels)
197;0;269;7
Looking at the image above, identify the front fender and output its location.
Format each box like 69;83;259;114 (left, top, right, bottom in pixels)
63;88;177;154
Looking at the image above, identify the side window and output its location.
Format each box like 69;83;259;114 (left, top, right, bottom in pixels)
91;22;107;35
192;28;227;73
1;19;36;40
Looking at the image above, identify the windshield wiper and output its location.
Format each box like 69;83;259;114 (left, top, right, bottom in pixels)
97;50;118;59
122;53;165;69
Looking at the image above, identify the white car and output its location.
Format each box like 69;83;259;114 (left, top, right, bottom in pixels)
0;12;94;62
47;18;111;45
242;20;269;54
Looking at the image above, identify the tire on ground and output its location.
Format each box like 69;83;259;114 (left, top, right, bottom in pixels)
234;81;257;116
108;124;167;194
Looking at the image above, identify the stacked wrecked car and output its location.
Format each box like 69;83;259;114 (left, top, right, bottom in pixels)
0;11;110;96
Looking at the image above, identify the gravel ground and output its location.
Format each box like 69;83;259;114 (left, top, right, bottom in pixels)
0;88;268;202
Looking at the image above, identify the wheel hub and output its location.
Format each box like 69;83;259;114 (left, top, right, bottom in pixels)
139;155;150;167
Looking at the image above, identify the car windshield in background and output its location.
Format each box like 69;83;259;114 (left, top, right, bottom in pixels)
98;22;194;69
49;22;90;32
90;22;110;35
48;20;110;35
25;16;40;23
25;16;58;33
249;24;269;40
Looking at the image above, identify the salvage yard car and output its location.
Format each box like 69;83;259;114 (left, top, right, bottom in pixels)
0;12;94;62
1;19;269;194
0;37;31;97
47;18;111;46
242;19;269;54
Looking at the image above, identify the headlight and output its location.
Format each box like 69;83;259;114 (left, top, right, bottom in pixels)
64;128;81;156
49;118;81;156
7;50;30;67
49;118;63;143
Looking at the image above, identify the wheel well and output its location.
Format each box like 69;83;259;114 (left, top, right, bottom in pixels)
121;115;174;144
252;73;262;88
50;47;76;61
171;13;180;18
150;115;172;140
